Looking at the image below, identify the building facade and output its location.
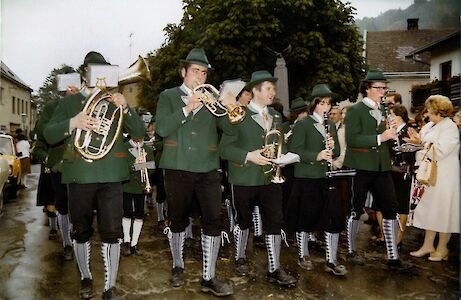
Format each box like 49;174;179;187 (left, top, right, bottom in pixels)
1;61;35;136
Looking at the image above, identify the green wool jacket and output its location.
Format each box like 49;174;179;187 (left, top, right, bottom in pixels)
220;107;285;186
288;115;340;179
43;92;146;184
343;101;392;171
33;99;66;170
122;141;155;194
155;87;230;173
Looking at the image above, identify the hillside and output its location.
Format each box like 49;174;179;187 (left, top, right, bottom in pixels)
355;0;460;32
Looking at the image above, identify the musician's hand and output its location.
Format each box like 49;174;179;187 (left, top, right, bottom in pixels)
387;115;398;130
66;85;79;95
70;111;97;131
403;127;422;144
111;93;127;108
246;149;272;166
379;128;397;142
185;92;203;113
317;149;332;161
220;92;236;107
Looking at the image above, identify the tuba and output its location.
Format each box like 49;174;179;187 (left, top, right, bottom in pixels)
74;56;151;161
192;84;246;124
261;114;285;183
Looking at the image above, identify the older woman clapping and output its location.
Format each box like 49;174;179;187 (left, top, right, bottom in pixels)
406;95;460;261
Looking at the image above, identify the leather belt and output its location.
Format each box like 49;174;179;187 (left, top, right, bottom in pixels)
350;147;377;153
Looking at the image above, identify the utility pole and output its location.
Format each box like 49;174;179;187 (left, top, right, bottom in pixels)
129;33;134;62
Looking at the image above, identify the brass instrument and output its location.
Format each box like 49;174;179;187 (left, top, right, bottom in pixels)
261;115;285;184
192;84;246;124
74;55;151;161
136;142;153;194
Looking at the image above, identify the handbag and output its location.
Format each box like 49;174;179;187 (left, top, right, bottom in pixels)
416;144;437;186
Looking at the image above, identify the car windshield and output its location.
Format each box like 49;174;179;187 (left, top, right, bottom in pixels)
0;137;14;155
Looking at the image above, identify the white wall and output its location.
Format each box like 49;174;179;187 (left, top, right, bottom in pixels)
430;48;461;80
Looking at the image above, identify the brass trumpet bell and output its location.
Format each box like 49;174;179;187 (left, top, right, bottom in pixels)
262;128;285;184
193;84;246;124
74;56;151;162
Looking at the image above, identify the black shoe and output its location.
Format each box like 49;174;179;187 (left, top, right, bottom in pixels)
49;229;57;240
79;278;93;299
102;287;123;300
266;268;297;286
235;258;249;276
121;242;131;256
324;262;348;276
253;235;265;248
200;278;234;297
130;245;140;256
347;251;365;265
388;259;414;271
63;245;73;261
170;267;185;287
298;257;314;271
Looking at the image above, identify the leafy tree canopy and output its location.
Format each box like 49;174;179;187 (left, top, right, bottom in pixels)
36;65;77;112
140;0;365;112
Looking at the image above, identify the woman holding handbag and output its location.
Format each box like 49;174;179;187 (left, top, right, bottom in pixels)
405;95;460;261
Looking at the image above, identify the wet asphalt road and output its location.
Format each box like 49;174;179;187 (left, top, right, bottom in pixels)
0;165;459;299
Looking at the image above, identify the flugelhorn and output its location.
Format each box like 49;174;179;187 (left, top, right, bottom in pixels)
74;56;151;161
192;84;246;124
261;115;285;183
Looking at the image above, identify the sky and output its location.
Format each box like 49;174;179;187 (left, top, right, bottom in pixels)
1;0;414;92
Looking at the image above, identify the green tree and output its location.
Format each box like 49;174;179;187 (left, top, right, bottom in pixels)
140;0;365;112
36;65;77;112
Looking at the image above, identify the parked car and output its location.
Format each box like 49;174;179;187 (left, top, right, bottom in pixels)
0;157;9;215
0;134;21;200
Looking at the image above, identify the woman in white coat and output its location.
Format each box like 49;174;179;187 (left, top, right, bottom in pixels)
406;95;460;261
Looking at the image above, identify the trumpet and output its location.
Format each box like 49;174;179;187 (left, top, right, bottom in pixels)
193;84;246;124
133;142;155;194
74;55;151;161
261;114;285;184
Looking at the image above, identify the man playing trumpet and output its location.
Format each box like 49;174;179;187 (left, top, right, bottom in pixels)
219;70;297;287
155;48;233;297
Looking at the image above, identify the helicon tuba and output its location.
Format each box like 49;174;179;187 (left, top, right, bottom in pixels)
74;55;151;161
192;84;246;124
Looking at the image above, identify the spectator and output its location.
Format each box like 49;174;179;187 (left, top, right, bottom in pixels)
406;95;460;261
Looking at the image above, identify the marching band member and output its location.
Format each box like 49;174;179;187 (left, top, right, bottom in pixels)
121;138;154;256
33;89;74;260
220;70;297;286
155;48;233;296
287;84;346;276
344;70;412;270
44;51;146;299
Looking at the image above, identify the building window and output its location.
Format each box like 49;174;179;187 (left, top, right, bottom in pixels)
441;61;452;81
0;87;3;105
12;96;15;114
26;101;28;116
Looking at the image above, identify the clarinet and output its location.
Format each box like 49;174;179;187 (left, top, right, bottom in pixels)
381;96;400;152
323;112;335;189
